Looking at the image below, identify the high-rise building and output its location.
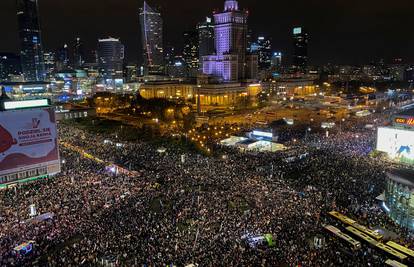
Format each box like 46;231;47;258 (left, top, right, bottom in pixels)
250;36;272;70
0;53;21;81
124;65;137;82
139;1;164;75
183;31;199;77
166;56;187;78
97;38;125;83
246;29;253;53
271;52;282;68
56;44;70;71
73;37;85;69
197;17;215;70
164;45;176;66
202;0;257;81
292;27;309;73
16;0;45;81
43;51;56;78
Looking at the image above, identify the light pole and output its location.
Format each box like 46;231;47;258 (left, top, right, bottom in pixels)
340;118;345;133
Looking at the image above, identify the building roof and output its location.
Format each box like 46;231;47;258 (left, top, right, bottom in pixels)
387;168;414;187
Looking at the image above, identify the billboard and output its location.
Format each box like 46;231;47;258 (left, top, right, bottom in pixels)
252;130;273;139
377;127;414;164
0;107;60;179
394;117;414;128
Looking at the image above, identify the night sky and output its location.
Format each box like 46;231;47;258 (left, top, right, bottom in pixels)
0;0;413;65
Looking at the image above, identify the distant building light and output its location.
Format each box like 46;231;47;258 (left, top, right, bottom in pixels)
293;27;302;35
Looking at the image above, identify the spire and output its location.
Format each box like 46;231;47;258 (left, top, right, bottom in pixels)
224;0;239;11
143;1;155;13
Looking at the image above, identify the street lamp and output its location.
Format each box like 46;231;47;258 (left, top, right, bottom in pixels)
340;118;345;133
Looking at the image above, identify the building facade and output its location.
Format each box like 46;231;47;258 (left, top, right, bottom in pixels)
292;27;309;74
251;36;272;70
384;169;414;231
202;0;257;82
16;0;45;81
139;81;194;100
139;1;164;75
197;17;215;70
73;37;85;69
97;38;125;85
271;52;282;68
183;31;199;77
56;44;70;71
43;51;56;79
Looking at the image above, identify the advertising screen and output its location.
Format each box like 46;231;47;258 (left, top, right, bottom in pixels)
0;107;60;177
252;130;273;139
377;127;414;164
394;117;414;128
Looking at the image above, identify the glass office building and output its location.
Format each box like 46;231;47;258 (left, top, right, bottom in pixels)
384;169;414;230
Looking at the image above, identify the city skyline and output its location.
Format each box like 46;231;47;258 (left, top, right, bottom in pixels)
0;0;413;66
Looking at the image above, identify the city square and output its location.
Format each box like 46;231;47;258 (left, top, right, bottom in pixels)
1;0;414;266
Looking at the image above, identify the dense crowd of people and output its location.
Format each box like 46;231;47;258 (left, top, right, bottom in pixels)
0;109;413;266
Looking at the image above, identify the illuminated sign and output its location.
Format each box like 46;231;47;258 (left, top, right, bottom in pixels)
377;127;414;164
22;86;45;92
293;27;302;35
252;130;273;138
3;99;50;110
395;117;414;126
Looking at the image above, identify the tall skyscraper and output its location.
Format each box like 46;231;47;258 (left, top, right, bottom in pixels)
250;36;272;70
73;37;85;69
197;17;215;70
97;38;125;83
271;52;282;68
202;0;257;81
139;1;164;75
16;0;45;81
124;65;137;82
292;27;309;73
43;51;56;78
183;31;199;77
164;45;176;66
56;44;70;71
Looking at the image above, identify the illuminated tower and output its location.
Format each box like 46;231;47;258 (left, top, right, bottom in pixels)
139;1;164;75
202;0;256;82
16;0;45;81
292;27;309;74
73;37;85;69
183;31;199;77
197;17;214;70
98;38;124;82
